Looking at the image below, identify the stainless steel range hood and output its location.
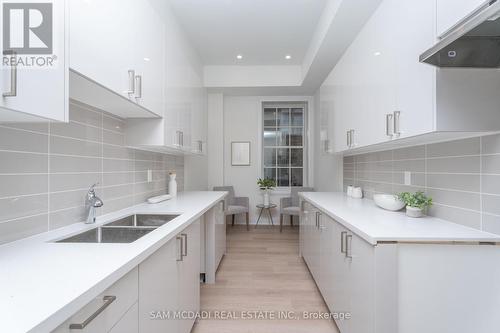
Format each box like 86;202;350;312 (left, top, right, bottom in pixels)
420;0;500;67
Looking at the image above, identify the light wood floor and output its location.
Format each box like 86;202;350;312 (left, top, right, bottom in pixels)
192;225;339;333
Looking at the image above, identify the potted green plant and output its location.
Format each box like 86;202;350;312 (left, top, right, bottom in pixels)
397;191;433;218
257;178;276;206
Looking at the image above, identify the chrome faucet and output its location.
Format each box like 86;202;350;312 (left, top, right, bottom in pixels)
85;183;103;224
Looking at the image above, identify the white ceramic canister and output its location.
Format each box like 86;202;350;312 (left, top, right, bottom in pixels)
352;187;363;199
347;185;354;197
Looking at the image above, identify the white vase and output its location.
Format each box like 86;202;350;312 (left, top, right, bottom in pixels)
406;206;424;218
168;172;177;197
263;190;270;206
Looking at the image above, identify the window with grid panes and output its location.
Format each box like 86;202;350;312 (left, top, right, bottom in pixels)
263;104;305;187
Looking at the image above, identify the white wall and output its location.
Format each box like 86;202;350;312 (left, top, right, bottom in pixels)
222;95;315;225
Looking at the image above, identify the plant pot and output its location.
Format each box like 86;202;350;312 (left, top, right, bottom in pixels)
263;191;270;206
406;206;424;218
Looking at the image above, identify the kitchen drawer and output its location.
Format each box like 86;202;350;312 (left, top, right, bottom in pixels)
53;267;138;333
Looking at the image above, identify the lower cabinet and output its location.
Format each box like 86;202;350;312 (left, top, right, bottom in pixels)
52;220;201;333
301;201;376;333
138;219;201;333
53;268;139;333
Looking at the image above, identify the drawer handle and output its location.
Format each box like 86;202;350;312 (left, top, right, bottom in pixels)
340;231;347;254
386;114;393;137
69;295;116;329
181;233;188;257
346;234;353;259
393;111;401;136
135;75;142;99
3;51;17;97
176;236;184;261
127;70;135;95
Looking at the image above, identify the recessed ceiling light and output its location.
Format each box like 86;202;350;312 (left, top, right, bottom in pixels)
374;51;381;56
285;55;292;60
236;54;243;60
143;57;151;62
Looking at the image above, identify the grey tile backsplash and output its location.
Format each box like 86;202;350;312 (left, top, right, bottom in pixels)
343;135;500;235
0;103;183;244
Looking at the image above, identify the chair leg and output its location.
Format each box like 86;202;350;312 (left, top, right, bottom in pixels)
280;214;283;232
246;212;249;231
232;214;235;226
290;215;293;227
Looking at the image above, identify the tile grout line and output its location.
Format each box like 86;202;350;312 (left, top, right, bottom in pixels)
479;136;483;231
47;122;51;231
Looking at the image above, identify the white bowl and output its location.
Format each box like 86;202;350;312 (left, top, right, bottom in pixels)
373;194;405;211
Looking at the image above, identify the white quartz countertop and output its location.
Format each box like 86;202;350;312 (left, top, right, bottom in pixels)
0;191;226;333
300;192;500;245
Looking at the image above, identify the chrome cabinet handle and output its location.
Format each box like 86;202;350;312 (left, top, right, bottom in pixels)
220;200;225;211
198;140;203;152
346;234;353;258
3;51;17;97
127;70;135;95
181;233;188;257
324;140;329;152
180;131;184;147
134;75;142;99
69;296;116;329
346;131;350;148
349;130;355;147
386;114;393;137
341;231;347;254
393;111;401;136
176;236;183;261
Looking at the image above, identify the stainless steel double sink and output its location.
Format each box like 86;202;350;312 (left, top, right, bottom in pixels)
56;214;180;244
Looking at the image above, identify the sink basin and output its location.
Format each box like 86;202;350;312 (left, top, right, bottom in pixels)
105;214;180;227
55;214;180;243
56;226;156;243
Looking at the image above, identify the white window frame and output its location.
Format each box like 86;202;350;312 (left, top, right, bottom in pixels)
261;101;309;191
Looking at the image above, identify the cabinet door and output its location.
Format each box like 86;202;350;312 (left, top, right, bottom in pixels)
348;233;375;333
309;208;321;282
69;0;135;101
436;0;487;37
138;237;180;333
319;214;335;309
178;220;201;333
133;0;164;116
331;223;351;333
352;0;397;148
0;0;67;122
393;0;436;139
53;268;138;333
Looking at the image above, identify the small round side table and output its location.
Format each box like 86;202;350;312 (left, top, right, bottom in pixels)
255;203;277;227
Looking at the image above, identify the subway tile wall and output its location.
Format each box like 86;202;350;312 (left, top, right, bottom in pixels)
0;103;183;244
343;135;500;235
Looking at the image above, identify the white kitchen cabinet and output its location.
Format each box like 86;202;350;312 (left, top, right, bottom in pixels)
436;0;487;37
138;234;180;332
203;201;226;283
138;220;200;333
0;0;68;122
301;204;377;333
69;0;164;117
177;220;201;333
53;268;139;333
328;0;500;154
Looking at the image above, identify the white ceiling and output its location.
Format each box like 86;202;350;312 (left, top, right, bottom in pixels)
167;0;328;65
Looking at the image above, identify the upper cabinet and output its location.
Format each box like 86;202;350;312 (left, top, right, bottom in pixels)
0;0;68;122
326;0;500;154
436;0;487;37
69;0;164;118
